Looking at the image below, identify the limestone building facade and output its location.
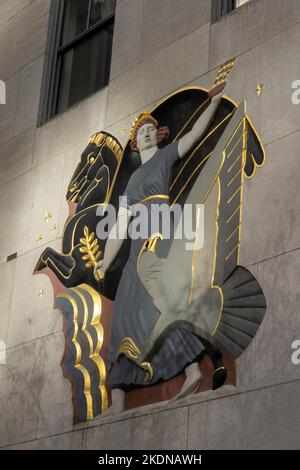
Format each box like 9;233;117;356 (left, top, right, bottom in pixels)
0;0;300;449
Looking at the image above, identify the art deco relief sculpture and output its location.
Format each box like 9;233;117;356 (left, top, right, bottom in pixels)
34;59;266;423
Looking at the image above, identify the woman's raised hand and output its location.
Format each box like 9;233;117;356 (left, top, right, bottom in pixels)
208;82;226;102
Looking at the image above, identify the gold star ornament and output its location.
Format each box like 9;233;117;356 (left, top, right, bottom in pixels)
38;289;45;298
255;84;264;96
44;211;52;223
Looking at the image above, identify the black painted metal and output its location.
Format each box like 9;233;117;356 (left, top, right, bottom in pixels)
7;253;17;262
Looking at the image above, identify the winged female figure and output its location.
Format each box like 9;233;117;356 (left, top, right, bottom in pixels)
93;78;266;414
35;60;266;420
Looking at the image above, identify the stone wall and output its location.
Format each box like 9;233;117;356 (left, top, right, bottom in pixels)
0;0;300;449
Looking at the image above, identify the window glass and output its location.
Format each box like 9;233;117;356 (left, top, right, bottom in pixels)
89;0;116;27
61;0;89;45
213;0;235;22
42;0;116;122
219;0;235;17
56;22;114;114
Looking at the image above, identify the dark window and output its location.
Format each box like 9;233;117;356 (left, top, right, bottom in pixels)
212;0;236;23
41;0;116;122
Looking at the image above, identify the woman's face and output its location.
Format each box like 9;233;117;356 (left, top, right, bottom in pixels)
136;123;157;151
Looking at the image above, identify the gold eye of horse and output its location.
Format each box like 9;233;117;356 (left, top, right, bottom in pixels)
87;153;95;164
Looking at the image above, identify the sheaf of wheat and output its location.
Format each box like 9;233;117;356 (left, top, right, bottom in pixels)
79;226;102;270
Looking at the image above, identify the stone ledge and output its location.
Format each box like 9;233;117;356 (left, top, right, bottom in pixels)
2;379;300;449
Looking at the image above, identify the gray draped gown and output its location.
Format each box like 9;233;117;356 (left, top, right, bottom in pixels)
107;141;205;390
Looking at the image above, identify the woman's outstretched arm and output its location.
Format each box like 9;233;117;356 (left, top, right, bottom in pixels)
95;207;131;278
178;82;226;159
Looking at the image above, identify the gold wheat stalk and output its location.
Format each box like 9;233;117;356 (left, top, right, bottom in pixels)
79;226;104;282
213;57;236;87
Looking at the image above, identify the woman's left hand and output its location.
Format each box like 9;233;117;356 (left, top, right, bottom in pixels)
94;259;106;282
208;82;226;100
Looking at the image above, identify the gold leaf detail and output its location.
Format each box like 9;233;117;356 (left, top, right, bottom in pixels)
90;239;98;250
79;225;102;276
88;232;95;243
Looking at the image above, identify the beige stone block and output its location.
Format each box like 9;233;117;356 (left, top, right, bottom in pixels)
26;153;65;252
110;0;143;80
253;250;300;387
0;338;45;447
0;259;16;346
14;56;45;136
188;390;246;449
106;23;210;126
0;73;19;147
7;239;63;349
0;0;50;80
261;23;300;144
188;381;300;449
111;0;211;81
238;250;300;391
209;7;244;70
3;431;83;450
0;170;32;262
242;0;300;53
37;332;74;438
142;0;211;60
209;0;300;70
243;381;300;449
0;128;34;188
0;0;31;29
240;129;300;266
83;406;188;450
33;87;108;167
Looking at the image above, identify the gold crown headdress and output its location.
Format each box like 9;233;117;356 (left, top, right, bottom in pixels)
129;112;158;140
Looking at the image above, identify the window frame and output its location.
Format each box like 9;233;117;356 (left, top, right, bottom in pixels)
39;0;115;125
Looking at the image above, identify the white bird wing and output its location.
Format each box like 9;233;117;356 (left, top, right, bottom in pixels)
138;102;248;357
